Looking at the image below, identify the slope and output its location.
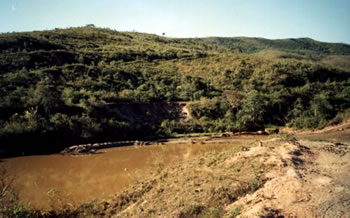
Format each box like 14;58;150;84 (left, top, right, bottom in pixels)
0;26;349;155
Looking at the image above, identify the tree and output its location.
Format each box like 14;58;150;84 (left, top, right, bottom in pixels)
310;92;334;123
28;79;62;115
222;90;244;109
235;90;267;131
85;24;95;28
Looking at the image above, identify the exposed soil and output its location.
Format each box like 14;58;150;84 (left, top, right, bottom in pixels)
106;102;189;125
225;138;350;218
283;120;350;142
84;124;350;217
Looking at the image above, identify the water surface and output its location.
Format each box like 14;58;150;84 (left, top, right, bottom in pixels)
0;136;260;209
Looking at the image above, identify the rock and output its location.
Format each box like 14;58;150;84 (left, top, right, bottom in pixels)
80;147;90;153
265;128;279;135
195;188;203;192
60;149;69;154
257;130;268;135
69;145;78;150
242;147;249;151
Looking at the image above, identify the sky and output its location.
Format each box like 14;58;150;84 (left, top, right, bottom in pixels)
1;0;350;44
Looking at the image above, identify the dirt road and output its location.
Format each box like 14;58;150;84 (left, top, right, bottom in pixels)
226;138;350;217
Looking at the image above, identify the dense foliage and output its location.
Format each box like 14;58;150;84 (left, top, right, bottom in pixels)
1;26;349;153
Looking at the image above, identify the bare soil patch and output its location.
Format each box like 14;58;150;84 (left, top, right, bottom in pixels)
89;134;350;217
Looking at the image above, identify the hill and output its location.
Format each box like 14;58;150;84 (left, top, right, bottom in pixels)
202;37;350;56
0;26;350;154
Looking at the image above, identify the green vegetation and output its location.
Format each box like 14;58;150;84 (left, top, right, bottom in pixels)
225;205;242;218
0;167;40;217
0;26;350;153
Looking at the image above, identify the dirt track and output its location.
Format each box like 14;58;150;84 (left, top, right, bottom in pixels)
226;138;350;217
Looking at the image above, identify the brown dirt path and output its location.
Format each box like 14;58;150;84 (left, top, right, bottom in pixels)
226;138;350;217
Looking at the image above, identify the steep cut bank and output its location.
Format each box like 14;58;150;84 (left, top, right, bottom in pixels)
106;102;190;125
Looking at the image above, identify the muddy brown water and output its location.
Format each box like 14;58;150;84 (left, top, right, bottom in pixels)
0;136;260;209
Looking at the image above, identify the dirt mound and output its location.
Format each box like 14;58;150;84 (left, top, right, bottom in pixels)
226;139;350;217
91;137;350;217
315;120;350;133
280;119;350;135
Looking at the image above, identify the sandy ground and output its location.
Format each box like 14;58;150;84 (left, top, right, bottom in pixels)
225;138;350;217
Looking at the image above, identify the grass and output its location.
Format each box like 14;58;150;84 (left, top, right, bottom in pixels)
0;167;41;217
268;133;296;140
249;166;261;192
304;137;334;143
302;136;350;144
172;132;220;138
179;204;205;217
225;205;242;218
203;207;221;218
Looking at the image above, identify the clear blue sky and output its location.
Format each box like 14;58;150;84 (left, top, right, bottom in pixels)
1;0;350;44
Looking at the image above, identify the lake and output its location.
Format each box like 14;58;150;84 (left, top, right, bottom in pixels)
0;136;262;209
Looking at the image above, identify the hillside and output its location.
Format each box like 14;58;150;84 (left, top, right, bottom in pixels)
203;37;350;56
0;26;350;154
